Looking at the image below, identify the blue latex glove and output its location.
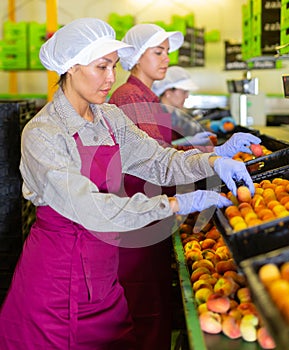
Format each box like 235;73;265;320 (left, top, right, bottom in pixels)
171;132;216;146
174;190;232;215
214;132;261;157
213;157;255;196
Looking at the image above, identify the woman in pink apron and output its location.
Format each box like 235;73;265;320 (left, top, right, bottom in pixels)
0;18;257;350
109;24;183;350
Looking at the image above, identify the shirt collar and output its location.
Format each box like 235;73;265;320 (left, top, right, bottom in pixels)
53;88;103;135
127;75;159;103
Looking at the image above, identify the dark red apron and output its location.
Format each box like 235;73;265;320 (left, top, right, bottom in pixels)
0;124;136;349
119;111;173;350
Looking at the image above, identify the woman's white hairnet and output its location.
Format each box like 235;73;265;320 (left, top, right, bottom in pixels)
120;23;184;71
39;18;135;75
152;66;198;96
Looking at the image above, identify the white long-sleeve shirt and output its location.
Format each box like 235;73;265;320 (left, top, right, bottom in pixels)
20;88;216;233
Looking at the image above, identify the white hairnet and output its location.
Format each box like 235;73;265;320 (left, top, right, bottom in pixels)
120;23;184;71
39;18;135;75
152;66;198;96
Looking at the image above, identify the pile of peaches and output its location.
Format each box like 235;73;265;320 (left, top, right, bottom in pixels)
258;260;289;325
223;177;289;232
232;143;272;162
179;215;276;349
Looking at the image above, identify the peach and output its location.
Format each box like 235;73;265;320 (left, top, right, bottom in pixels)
244;211;258;224
214;276;238;296
240;314;258;342
285;202;289;211
201;249;216;261
237;302;259;317
192;279;213;292
258;263;281;287
237;186;251;203
179;223;193;234
275;209;289;218
185;248;203;262
224;270;247;287
192;259;215;273
199;311;222;334
206;293;231;313
280;195;289;205
184;240;201;252
205;227;221;240
272;204;286;216
250;143;263;157
233;221;248;231
268;279;289;307
260;179;271;188
276;191;289;201
200;238;216;250
191;267;211;283
255;187;264;195
274;185;287;194
229;216;245;227
215;246;232;261
257;326;276;349
257;208;274;220
267;200;280;210
247;218;263;227
237;287;252;303
225;205;242;219
198;303;208;314
221;314;241;339
272;177;284;185
280;261;289;282
215;259;237;274
194;287;213;305
251;194;265;208
227;191;239;206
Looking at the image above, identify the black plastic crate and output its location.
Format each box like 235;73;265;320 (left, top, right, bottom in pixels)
213;165;289;265
241;246;289;350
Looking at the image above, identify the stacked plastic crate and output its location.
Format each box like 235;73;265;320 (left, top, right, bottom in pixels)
0;21;28;70
28;22;47;70
242;0;282;64
0;100;36;305
279;0;289;54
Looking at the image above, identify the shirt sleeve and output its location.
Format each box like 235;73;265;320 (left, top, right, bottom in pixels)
20;120;173;233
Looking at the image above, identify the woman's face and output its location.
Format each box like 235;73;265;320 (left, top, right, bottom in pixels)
68;51;119;104
137;39;170;86
165;88;189;109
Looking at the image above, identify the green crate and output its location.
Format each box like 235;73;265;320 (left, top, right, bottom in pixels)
29;51;45;70
3;21;28;40
281;2;289;28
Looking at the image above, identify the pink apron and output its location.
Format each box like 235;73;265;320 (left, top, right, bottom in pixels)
0;124;136;349
119;111;173;350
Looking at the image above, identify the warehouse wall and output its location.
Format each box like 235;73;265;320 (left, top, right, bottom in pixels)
0;0;288;97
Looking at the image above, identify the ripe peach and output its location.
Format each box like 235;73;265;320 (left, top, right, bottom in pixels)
198;303;208;314
260;179;271;188
206;293;231;313
272;204;286;216
257;326;276;349
194;287;213;305
221;314;241;339
244;212;258;224
225;205;241;219
272;177;284;185
280;195;289;205
214;276;238;296
257;208;274;220
258;263;281;287
229;216;245;227
224;270;247;287
238;202;253;211
233;221;248;231
254;187;264;195
237;186;251;203
227;191;239;206
199;311;222;334
185;248;203;262
268;279;289;307
237;287;252;303
251;194;265;208
191;267;211;283
216;259;237;274
240;314;258;342
205;227;220;240
250;143;263;157
192;259;215;273
280;261;289;282
247;218;263;227
267;200;280;210
192;279;213;292
275;209;289;218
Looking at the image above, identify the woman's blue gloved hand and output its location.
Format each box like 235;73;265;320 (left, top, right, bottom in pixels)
172;131;216;146
213;157;255;196
174;190;232;215
214;132;261;157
